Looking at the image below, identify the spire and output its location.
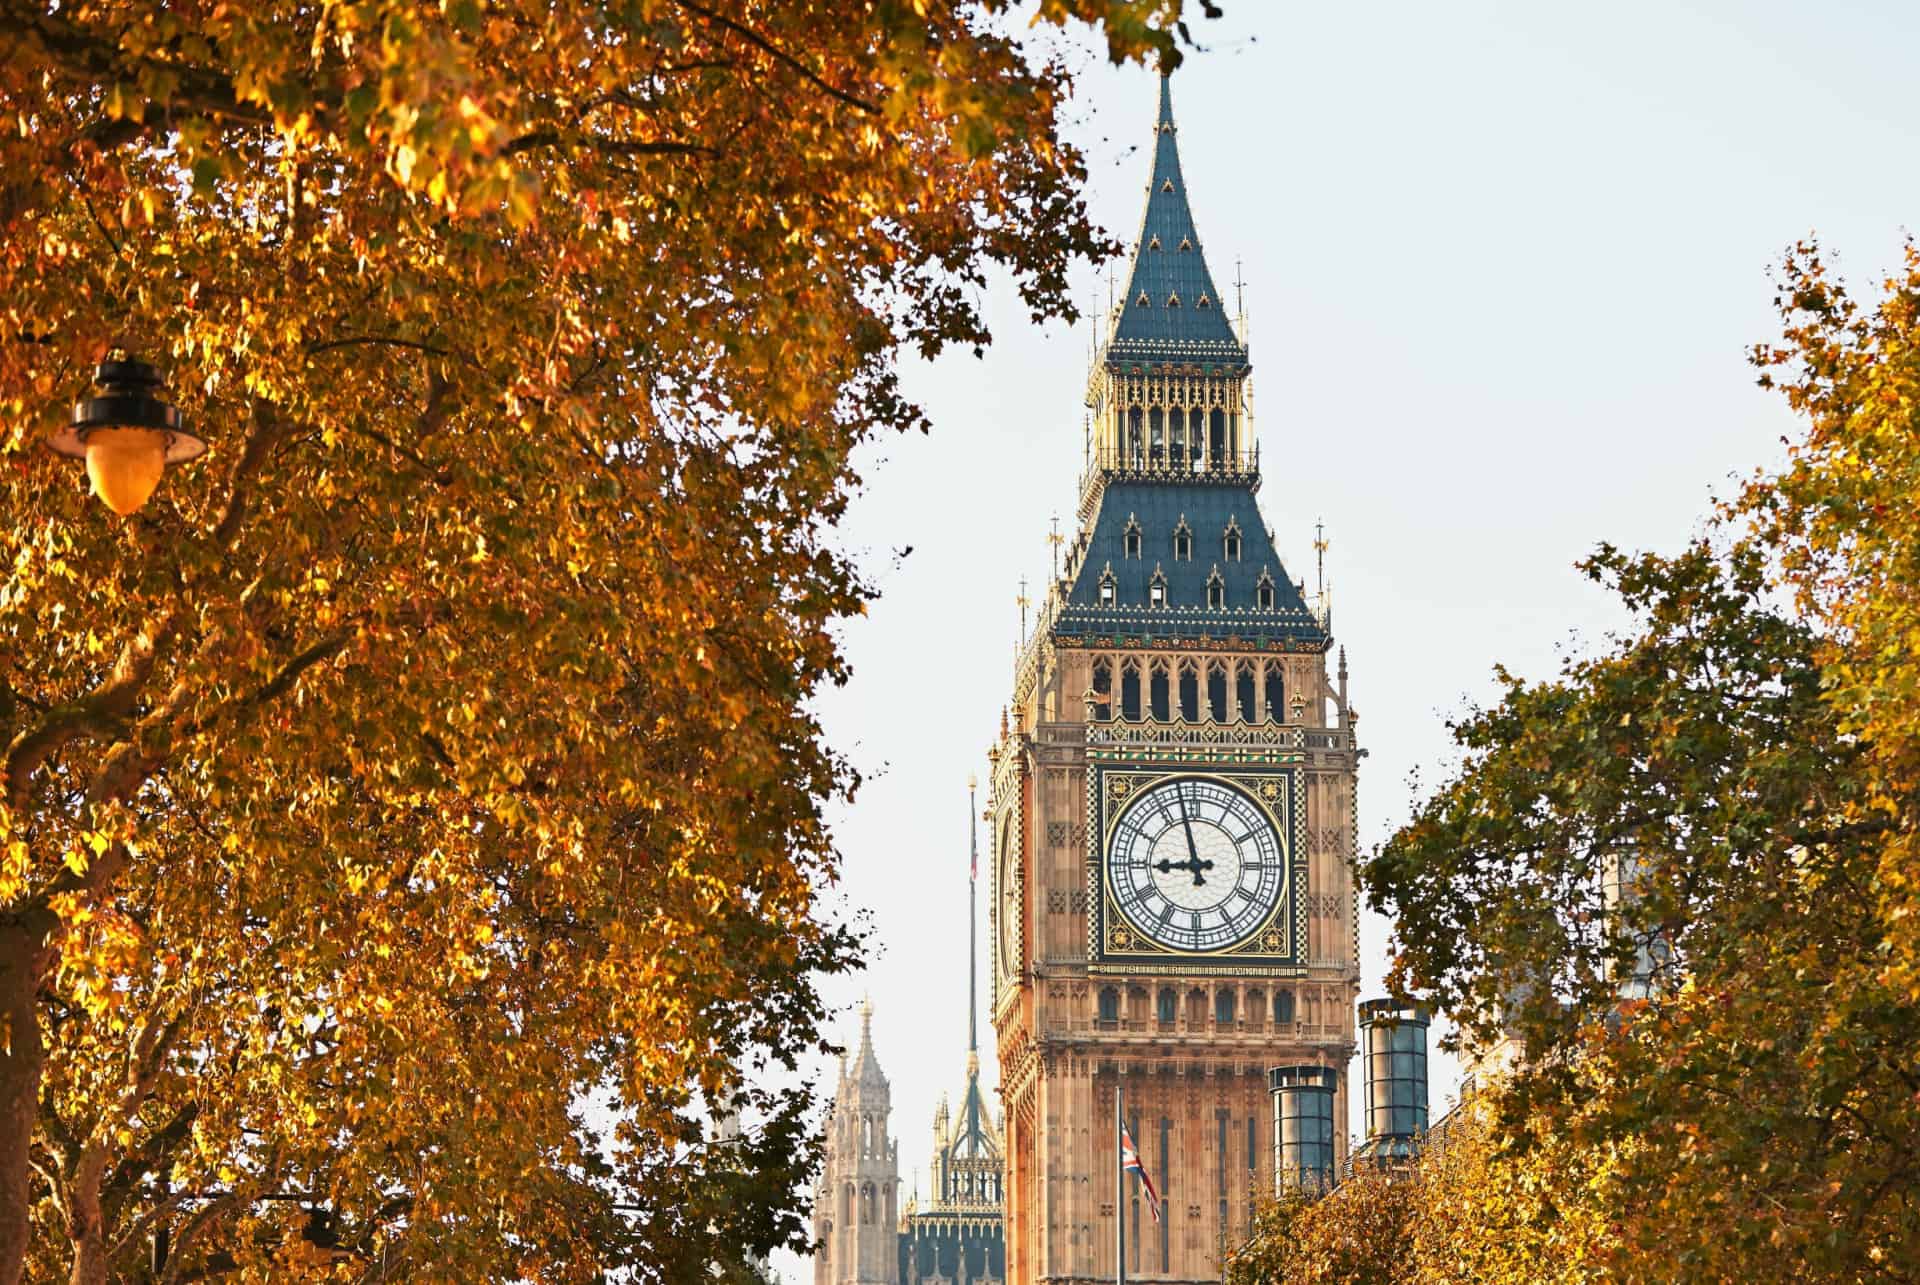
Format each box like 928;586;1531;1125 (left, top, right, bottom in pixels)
851;995;887;1087
1106;71;1246;366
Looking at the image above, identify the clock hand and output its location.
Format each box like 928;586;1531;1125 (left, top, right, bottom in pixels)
1177;791;1208;887
1152;853;1215;885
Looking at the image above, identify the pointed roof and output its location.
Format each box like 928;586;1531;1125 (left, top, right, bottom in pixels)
1106;73;1247;367
946;1048;1001;1162
1057;481;1329;648
850;996;888;1089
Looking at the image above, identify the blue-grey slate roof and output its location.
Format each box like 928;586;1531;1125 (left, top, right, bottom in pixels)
1106;75;1248;367
1054;481;1328;648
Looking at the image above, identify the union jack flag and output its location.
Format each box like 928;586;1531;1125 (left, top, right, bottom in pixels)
1120;1120;1162;1223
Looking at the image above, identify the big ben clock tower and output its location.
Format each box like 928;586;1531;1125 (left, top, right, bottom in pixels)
989;73;1361;1284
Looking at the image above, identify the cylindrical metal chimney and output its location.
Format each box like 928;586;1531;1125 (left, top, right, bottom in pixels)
1359;998;1430;1154
1268;1065;1339;1193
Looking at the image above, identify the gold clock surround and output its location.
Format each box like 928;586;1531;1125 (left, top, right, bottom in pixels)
1087;761;1306;973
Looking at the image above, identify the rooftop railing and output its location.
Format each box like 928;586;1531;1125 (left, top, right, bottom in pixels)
1078;445;1261;514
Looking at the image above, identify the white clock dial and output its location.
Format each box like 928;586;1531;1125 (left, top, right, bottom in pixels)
996;814;1020;981
1107;775;1284;953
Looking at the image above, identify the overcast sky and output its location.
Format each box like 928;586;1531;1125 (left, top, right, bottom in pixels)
774;2;1919;1278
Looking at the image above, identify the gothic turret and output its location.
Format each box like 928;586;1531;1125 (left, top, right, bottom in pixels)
813;1000;900;1285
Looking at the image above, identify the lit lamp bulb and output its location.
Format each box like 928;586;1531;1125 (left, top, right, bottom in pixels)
50;358;204;515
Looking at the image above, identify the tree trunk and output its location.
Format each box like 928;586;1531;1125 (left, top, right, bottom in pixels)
0;913;53;1285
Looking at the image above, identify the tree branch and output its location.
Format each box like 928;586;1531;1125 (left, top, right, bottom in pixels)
499;129;714;159
3;620;174;812
668;1;879;114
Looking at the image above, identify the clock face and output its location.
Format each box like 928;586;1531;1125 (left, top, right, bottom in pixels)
995;813;1020;981
1106;775;1285;953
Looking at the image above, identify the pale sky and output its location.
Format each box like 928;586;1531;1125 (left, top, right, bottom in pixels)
777;2;1920;1278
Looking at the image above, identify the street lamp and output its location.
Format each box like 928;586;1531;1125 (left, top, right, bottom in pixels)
49;357;204;515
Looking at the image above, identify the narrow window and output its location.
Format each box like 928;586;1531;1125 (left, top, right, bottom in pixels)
1149;665;1170;721
1209;407;1227;466
1215;990;1236;1024
1197;294;1212;309
1173;519;1192;562
1135;290;1151;307
1124;516;1142;559
1160;1120;1172;1271
1098;986;1120;1023
1256;572;1276;610
1149;407;1164;464
1121;665;1142;722
1178;236;1194;251
1148;234;1162;250
1236;664;1257;722
1166;293;1181;308
1265;667;1285;724
1157;988;1177;1024
1099;571;1116;606
1274;989;1295;1025
1127;407;1144;463
1206;570;1225;609
1224;520;1243;562
1149;570;1166;607
1207;665;1229;722
1161;177;1174;192
1091;659;1113;721
1178;665;1199;721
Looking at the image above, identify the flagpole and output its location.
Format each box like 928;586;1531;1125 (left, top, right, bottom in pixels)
1117;1082;1126;1285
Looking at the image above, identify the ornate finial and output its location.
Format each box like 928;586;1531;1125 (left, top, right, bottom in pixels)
1017;575;1030;641
1338;645;1349;680
1048;512;1064;583
1000;706;1009;737
1235;255;1247;339
859;995;874;1047
1314;518;1329;602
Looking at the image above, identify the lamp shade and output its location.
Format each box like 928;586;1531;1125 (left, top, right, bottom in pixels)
49;359;205;515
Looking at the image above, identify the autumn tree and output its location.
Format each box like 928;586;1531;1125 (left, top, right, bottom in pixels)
1225;1169;1413;1285
1226;1099;1629;1285
0;1;1215;1280
1364;268;1920;1277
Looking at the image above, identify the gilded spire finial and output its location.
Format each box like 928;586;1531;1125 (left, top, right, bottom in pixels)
1314;517;1329;601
